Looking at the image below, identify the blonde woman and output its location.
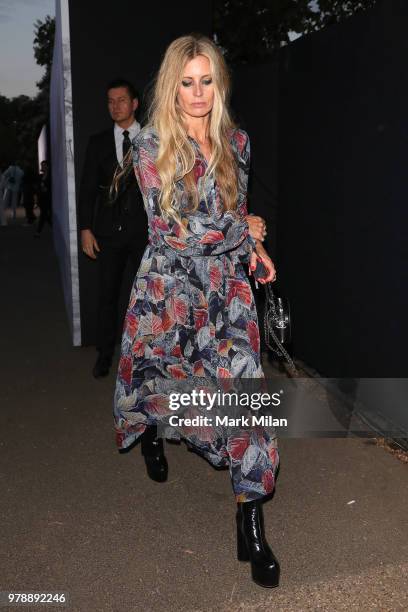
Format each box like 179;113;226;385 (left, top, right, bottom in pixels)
114;34;280;588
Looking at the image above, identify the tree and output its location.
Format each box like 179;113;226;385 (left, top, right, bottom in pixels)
0;16;55;169
33;15;55;95
0;95;45;169
0;96;17;167
213;0;377;63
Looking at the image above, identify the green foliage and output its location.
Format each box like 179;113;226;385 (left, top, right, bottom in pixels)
0;95;45;169
33;15;55;96
305;0;378;31
0;16;55;169
33;15;55;68
0;96;17;167
213;0;377;63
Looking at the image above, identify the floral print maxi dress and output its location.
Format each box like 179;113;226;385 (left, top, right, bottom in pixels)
114;126;279;501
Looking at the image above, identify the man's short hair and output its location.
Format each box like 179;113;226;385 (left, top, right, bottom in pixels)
106;78;139;100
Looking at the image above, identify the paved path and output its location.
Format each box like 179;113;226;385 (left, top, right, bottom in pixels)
1;225;407;611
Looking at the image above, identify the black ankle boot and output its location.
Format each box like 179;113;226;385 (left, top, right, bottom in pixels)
141;425;168;482
236;500;280;588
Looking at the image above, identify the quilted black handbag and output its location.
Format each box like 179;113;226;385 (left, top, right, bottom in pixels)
263;281;297;373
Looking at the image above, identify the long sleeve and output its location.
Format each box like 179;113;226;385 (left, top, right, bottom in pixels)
78;135;99;231
132;128;252;258
229;129;256;261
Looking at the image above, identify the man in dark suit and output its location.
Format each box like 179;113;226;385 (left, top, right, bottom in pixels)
79;79;168;483
79;78;147;379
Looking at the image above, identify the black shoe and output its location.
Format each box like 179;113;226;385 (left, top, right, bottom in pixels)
141;425;168;482
92;354;112;379
236;500;280;588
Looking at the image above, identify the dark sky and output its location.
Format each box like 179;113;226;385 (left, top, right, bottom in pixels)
0;0;55;98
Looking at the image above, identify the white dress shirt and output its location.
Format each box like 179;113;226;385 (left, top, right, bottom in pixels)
114;120;141;167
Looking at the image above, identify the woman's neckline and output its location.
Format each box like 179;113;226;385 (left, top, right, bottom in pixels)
187;135;211;165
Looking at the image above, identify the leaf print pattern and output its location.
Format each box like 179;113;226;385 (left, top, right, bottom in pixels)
113;126;279;501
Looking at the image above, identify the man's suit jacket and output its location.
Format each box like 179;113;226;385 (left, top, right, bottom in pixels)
78;128;146;238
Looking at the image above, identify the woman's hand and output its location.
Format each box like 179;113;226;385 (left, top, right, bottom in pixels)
245;214;267;242
248;241;276;283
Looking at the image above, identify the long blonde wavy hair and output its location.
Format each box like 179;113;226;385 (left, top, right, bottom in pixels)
150;33;238;224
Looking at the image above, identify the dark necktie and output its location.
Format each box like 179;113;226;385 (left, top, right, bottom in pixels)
122;129;131;159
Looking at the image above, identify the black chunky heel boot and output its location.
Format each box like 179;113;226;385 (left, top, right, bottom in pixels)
236;500;280;588
141;425;168;482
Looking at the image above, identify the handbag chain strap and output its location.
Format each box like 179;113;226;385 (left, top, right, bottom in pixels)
263;282;298;373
